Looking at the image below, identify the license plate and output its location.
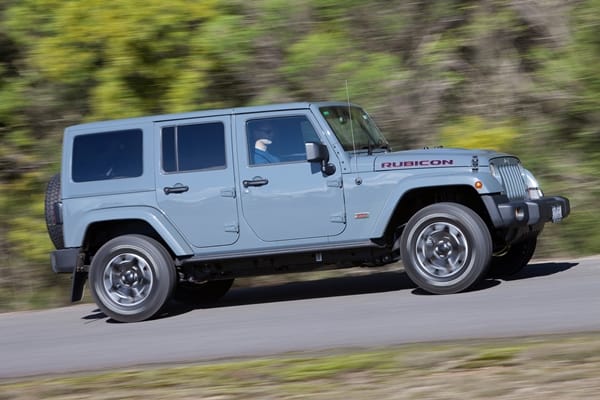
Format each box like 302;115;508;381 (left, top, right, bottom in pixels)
552;205;563;223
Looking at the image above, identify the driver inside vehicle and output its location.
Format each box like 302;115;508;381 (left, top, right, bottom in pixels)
250;121;280;164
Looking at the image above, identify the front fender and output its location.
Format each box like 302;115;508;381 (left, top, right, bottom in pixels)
369;170;503;238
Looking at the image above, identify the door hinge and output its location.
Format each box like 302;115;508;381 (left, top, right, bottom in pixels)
330;213;346;224
327;177;343;188
221;188;236;198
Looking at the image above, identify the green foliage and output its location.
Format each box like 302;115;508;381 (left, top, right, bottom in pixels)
283;31;405;110
2;171;52;262
333;53;406;109
8;0;225;119
440;116;518;151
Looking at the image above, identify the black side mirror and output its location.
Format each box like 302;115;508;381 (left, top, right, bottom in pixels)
305;142;336;176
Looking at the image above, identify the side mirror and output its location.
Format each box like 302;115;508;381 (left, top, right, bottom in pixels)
305;142;329;163
305;142;336;176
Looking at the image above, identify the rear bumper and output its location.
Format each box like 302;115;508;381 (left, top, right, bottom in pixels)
51;247;81;273
482;195;570;228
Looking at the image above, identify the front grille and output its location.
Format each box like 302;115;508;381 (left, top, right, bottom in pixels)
491;158;527;201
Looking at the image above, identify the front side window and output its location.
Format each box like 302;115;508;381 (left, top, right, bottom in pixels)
247;115;321;165
72;129;143;182
162;122;226;173
319;106;389;153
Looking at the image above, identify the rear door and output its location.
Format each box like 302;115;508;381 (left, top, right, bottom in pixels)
235;111;346;242
155;116;239;248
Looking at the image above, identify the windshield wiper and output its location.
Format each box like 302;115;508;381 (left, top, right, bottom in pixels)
360;141;374;155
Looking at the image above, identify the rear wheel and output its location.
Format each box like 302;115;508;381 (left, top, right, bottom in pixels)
89;234;176;323
488;236;537;278
400;202;492;294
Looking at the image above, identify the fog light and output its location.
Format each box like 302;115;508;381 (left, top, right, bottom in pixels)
515;207;525;221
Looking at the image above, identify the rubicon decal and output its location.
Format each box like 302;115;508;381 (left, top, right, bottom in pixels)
381;160;455;168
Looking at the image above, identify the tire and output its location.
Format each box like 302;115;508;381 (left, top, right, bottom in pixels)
488;236;537;278
174;279;234;306
44;173;64;249
89;234;176;323
400;202;492;294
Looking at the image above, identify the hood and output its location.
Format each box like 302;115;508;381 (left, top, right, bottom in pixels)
373;148;514;172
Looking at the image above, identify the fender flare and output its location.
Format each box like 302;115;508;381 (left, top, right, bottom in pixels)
369;171;502;238
64;206;194;256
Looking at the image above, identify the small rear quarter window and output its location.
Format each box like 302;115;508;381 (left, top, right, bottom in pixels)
72;129;143;182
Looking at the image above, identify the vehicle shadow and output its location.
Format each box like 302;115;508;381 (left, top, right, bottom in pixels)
217;269;417;308
499;260;578;281
412;260;578;295
83;268;417;322
411;278;501;296
197;260;578;306
83;260;579;322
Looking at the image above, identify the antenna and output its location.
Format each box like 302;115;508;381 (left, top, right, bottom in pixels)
346;81;356;154
345;81;361;183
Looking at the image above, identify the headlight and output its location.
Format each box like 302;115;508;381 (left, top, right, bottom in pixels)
520;167;544;200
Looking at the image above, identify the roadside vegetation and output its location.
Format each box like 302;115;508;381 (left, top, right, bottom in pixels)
1;1;599;311
3;333;600;399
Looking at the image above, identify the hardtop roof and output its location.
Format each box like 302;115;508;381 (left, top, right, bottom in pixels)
66;101;352;132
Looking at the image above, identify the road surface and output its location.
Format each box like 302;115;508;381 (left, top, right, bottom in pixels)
1;256;599;378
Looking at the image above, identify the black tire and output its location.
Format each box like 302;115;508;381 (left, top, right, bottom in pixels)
400;202;492;294
488;236;537;278
44;173;64;249
174;279;234;306
89;234;176;323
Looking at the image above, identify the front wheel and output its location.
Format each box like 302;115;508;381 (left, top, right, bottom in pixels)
89;234;176;323
400;203;492;294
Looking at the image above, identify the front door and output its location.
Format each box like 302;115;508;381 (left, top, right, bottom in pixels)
236;111;346;242
155;116;239;248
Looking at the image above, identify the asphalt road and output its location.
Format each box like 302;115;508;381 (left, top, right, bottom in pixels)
1;256;599;379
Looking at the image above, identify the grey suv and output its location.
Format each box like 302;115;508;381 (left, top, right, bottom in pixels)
46;102;570;322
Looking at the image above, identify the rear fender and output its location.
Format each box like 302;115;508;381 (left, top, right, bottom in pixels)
63;206;193;256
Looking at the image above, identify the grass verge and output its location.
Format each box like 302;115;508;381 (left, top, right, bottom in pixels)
2;333;600;399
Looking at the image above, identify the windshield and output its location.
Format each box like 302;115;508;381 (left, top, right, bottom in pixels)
319;106;389;153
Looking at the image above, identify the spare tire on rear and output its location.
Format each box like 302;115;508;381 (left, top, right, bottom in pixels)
45;173;64;249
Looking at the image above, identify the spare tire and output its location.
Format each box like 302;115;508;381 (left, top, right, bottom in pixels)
45;173;65;249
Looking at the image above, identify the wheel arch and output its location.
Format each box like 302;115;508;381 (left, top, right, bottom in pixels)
379;184;494;246
66;207;194;258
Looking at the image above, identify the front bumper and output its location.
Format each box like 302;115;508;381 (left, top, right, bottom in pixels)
482;195;570;228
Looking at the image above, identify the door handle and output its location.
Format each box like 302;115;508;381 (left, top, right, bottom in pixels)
164;184;189;195
243;177;269;188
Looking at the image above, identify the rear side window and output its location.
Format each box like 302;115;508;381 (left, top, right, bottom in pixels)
72;129;143;182
162;122;226;173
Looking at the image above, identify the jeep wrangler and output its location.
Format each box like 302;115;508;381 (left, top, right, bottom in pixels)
46;102;570;322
